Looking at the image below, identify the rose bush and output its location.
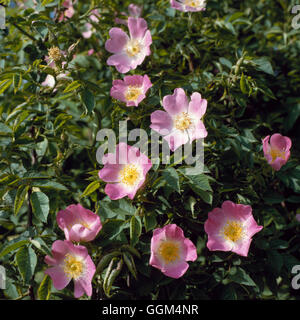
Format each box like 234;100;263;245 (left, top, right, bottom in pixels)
0;0;300;300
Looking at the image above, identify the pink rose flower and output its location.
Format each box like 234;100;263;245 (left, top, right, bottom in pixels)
262;133;292;171
44;240;96;298
110;74;152;107
204;201;263;257
150;88;208;152
149;224;197;279
170;0;206;12
105;17;152;73
56;204;102;242
98;143;152;200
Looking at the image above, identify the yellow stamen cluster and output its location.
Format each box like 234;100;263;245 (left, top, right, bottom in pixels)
223;221;243;242
63;254;84;280
126;40;141;57
125;86;142;102
48;46;62;62
158;241;180;264
174;112;192;131
119;164;140;187
270;147;285;162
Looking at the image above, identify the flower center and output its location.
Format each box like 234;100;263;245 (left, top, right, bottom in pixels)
67;219;91;230
125;86;142;102
223;221;243;242
126;39;142;57
270;147;285;162
48;46;62;62
158;241;180;264
185;0;200;7
119;164;140;186
174;112;192;130
63;254;84;280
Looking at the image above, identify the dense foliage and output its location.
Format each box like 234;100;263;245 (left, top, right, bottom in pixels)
0;0;300;300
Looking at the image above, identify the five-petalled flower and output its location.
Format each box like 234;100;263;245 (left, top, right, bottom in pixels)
262;133;292;171
150;88;207;151
57;204;102;243
98;143;152;200
110;75;152;107
170;0;206;12
149;224;197;278
44;240;96;298
105;17;152;73
204;201;263;257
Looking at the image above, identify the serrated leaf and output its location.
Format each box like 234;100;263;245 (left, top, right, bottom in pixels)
32;180;68;191
81;180;100;198
0;240;29;258
38;275;52;300
16;246;37;284
130;216;142;247
162;167;180;193
0;79;13;94
63;80;81;93
14;185;29;215
81;88;95;114
30;191;49;223
228;267;256;287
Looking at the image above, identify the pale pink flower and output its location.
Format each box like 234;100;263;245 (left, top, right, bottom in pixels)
170;0;206;12
58;0;75;22
110;75;152;107
262;134;292;171
57;204;102;242
150;88;207;152
44;240;96;298
296;214;300;222
115;4;142;26
82;9;100;39
98;143;152;200
204;201;263;257
149;224;197;279
41;75;55;88
105;17;152;73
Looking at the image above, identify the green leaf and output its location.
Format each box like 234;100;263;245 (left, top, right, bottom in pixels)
228;267;256;287
252;57;274;76
38;275;52;300
81;180;100;198
0;79;13;95
63;80;81;93
32;180;68;191
16;246;37;284
240;73;248;94
98;219;127;241
144;212;157;232
30;191;50;223
81;89;95;114
14;185;29;215
130;216;142;247
162;167;180;193
0;240;29;258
